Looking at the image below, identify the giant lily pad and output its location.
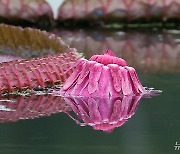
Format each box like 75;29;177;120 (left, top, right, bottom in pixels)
58;0;180;21
0;24;79;93
0;24;69;58
0;0;53;22
55;29;180;73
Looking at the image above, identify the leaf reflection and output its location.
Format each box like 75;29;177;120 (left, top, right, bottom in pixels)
0;92;160;133
0;94;70;123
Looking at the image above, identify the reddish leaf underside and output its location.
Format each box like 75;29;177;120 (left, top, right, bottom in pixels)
0;24;79;93
0;50;78;93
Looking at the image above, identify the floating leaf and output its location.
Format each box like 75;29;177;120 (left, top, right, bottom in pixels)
0;50;78;93
0;0;53;22
58;0;180;20
0;24;79;93
0;0;180;24
56;29;180;73
0;24;68;58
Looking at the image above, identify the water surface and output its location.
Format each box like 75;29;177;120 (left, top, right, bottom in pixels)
0;29;179;154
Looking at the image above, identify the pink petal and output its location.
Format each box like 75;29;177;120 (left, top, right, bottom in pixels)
97;66;111;97
70;74;89;96
103;49;116;56
77;61;96;85
117;58;127;66
128;96;141;116
78;77;89;96
108;64;122;92
88;98;102;123
121;96;132;119
119;67;133;95
63;59;87;90
88;63;103;94
89;55;99;61
76;98;90;121
97;98;111;122
109;99;122;123
125;66;145;94
101;55;113;65
96;55;103;64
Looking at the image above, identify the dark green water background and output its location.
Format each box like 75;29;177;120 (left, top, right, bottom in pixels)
0;29;179;154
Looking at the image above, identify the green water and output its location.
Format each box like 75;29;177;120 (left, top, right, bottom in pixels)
0;73;179;154
0;29;180;154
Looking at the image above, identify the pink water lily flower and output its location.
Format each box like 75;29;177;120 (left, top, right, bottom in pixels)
61;50;145;97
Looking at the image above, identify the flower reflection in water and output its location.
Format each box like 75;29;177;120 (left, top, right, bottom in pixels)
64;95;142;133
0;92;160;133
